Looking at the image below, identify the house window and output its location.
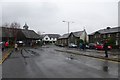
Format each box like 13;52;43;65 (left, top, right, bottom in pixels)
46;38;48;40
108;34;111;37
116;33;119;37
99;35;101;38
94;35;96;38
116;40;118;45
103;34;106;38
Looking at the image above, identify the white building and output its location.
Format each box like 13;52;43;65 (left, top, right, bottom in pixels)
41;34;61;44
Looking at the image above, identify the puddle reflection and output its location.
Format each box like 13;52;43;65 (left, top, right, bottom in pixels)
102;60;109;72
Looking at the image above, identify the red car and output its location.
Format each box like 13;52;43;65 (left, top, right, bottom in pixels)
95;44;112;50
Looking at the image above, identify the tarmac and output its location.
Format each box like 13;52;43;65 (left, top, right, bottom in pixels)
2;45;119;78
0;46;120;64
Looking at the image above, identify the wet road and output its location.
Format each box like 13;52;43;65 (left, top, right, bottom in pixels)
2;45;119;78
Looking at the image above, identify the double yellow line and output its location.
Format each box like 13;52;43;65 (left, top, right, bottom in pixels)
0;49;13;64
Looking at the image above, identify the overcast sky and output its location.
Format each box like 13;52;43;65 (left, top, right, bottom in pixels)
0;0;119;35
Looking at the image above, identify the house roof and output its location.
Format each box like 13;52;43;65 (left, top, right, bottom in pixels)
72;31;84;37
88;32;95;36
58;30;85;39
21;29;40;39
58;33;69;39
98;27;120;34
0;27;40;40
89;27;120;35
39;35;45;39
41;34;61;39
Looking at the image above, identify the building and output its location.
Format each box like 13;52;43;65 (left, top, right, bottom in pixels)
40;34;61;44
88;27;120;48
57;30;88;47
57;33;69;46
0;23;40;46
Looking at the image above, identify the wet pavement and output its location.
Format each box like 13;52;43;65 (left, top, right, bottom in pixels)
2;45;119;78
56;47;119;61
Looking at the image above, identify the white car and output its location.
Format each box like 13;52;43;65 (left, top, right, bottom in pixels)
69;43;77;48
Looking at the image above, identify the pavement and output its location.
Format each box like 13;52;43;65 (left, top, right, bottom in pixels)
0;48;14;64
55;47;120;62
2;45;119;78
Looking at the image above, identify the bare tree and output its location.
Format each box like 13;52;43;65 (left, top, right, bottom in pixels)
2;22;21;46
2;22;10;27
10;22;21;43
10;22;20;29
2;23;11;42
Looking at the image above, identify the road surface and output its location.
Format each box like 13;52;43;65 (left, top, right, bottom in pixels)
2;45;119;78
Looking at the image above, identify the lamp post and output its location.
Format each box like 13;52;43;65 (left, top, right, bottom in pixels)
62;21;74;34
62;21;74;46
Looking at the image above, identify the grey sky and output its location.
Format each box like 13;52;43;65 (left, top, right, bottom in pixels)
0;0;119;35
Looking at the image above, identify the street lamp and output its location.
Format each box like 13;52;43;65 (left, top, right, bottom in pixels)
62;20;74;46
62;21;74;34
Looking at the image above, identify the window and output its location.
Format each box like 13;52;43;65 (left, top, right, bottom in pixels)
116;33;119;37
103;34;106;38
108;34;111;37
116;40;118;45
99;35;101;38
46;38;48;40
94;35;96;38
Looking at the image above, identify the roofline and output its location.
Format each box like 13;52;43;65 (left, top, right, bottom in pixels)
88;26;120;36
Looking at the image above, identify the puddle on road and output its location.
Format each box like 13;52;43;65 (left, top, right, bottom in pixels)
103;66;109;72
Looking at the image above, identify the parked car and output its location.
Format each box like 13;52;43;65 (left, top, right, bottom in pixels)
0;41;5;51
95;44;112;50
85;45;89;49
69;43;77;48
0;42;2;50
95;44;103;50
88;43;96;49
17;41;24;47
58;44;65;47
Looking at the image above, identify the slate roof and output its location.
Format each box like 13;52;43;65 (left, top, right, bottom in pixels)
58;33;70;39
41;34;61;39
21;29;40;39
89;27;120;35
0;27;40;40
58;30;84;39
39;35;45;39
72;31;84;37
